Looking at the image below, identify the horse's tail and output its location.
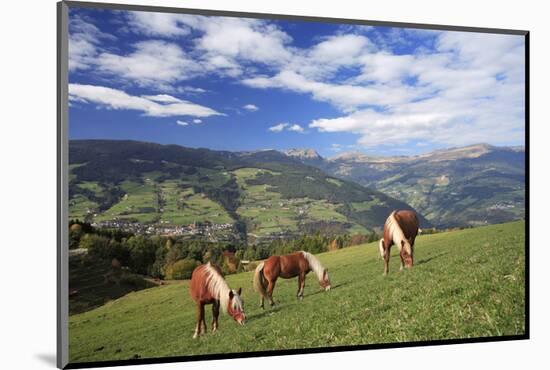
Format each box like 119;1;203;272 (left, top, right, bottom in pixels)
378;238;386;259
253;262;267;298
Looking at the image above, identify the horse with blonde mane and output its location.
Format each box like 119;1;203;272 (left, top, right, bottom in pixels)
379;210;419;275
189;262;245;338
253;251;331;309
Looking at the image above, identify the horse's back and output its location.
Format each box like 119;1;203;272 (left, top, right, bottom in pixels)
263;255;281;277
189;263;221;303
394;210;419;240
264;252;306;279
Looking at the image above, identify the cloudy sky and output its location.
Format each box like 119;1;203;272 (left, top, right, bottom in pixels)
68;7;525;156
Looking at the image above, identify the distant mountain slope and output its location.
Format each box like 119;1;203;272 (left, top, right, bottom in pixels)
286;144;525;228
69;140;430;243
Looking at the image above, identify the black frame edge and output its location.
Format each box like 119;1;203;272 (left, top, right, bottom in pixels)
57;1;70;369
64;334;528;369
63;0;528;35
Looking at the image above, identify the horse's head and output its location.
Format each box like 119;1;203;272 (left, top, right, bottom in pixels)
400;239;414;268
227;288;246;325
320;269;331;291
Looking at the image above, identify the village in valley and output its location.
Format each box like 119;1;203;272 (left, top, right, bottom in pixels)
92;219;236;242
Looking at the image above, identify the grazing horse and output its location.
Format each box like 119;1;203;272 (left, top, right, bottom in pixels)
379;210;419;275
253;251;331;309
189;262;245;338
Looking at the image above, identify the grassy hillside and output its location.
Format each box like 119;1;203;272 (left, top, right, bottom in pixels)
68;221;525;364
69;254;156;315
69;140;430;242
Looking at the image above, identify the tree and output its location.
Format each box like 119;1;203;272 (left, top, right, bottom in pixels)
165;259;199;280
127;236;158;275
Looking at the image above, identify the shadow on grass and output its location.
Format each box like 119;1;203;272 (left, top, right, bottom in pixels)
305;280;350;298
246;281;351;322
416;252;449;266
247;305;284;321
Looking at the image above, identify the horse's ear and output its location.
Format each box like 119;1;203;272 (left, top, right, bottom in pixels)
229;290;234;299
237;287;242;296
401;240;405;247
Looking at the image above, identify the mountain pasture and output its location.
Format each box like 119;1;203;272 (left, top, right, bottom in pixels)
68;221;525;363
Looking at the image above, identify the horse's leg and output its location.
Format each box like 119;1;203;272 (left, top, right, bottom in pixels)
200;303;207;335
193;302;203;338
260;295;265;310
267;278;277;306
211;300;220;333
383;246;391;275
297;273;306;300
399;255;404;271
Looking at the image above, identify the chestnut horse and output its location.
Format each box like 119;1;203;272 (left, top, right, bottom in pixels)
379;210;419;275
253;251;331;309
189;262;245;338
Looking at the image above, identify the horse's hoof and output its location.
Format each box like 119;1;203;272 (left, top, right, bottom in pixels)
193;333;199;339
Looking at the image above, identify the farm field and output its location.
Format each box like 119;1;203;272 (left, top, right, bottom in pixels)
234;167;369;236
68;140;429;239
68;221;525;364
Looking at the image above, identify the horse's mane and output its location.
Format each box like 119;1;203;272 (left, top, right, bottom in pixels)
204;262;243;314
301;251;326;282
386;211;411;254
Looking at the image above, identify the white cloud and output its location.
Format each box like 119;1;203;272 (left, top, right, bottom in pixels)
95;41;199;89
244;29;525;148
176;120;189;126
268;123;288;132
68;15;115;72
193;119;202;124
68;10;525;149
124;12;293;77
194;17;293;66
268;122;305;133
288;124;305;133
308;31;526;148
310;34;372;64
176;86;207;94
141;94;182;103
243;104;259;112
243;70;418;112
126;11;192;37
356;52;415;83
69;84;224;118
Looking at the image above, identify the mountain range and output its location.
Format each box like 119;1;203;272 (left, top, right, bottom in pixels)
69;140;430;244
286;143;525;228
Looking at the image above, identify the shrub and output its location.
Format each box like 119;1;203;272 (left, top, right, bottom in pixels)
119;272;147;288
127;236;158;275
222;252;241;274
245;261;259;272
80;234;110;257
165;259;200;280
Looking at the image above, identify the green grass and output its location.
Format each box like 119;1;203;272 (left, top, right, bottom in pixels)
68;221;525;363
235;168;367;236
69;195;99;220
69;256;156;315
159;185;233;225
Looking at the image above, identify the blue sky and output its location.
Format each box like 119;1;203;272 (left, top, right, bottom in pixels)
68;7;525;157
